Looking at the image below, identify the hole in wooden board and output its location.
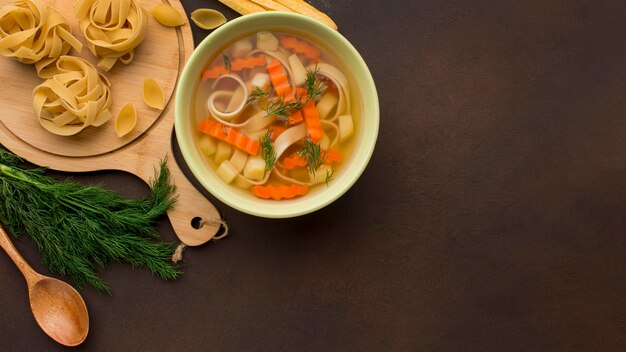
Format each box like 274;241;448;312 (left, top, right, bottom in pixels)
190;217;229;240
191;217;202;229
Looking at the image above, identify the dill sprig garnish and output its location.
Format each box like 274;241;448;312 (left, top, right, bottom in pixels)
246;87;268;105
262;65;327;121
325;168;335;186
297;138;327;176
304;65;327;102
263;97;303;120
223;53;231;72
260;130;277;172
0;148;179;294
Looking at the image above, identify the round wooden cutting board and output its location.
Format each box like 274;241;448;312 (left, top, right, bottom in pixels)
0;0;222;246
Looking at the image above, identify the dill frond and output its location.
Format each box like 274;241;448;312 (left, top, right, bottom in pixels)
297;138;327;177
304;65;327;102
325;168;335;186
246;87;269;105
223;53;231;72
260;66;326;120
260;130;277;172
263;97;302;119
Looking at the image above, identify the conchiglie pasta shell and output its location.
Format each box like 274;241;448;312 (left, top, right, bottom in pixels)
143;78;165;110
191;9;227;30
116;103;137;137
151;4;187;27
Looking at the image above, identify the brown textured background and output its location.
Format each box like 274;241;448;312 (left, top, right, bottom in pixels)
2;0;626;350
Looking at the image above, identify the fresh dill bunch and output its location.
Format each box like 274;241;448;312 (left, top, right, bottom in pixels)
223;53;231;72
246;87;268;106
297;138;327;177
304;65;327;102
0;148;180;294
260;130;277;172
325;168;335;186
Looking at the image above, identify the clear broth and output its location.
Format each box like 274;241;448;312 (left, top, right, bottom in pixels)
191;30;361;199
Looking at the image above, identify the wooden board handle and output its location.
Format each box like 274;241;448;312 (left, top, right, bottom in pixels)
163;153;223;246
107;145;224;247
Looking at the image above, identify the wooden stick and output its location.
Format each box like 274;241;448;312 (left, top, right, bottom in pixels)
250;0;293;12
218;0;265;15
218;0;338;30
273;0;337;30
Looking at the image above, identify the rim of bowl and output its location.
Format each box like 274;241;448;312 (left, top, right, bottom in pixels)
175;12;379;218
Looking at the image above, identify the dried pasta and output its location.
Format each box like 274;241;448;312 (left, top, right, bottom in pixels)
190;8;226;30
74;0;148;71
0;0;82;78
151;3;186;27
143;78;164;110
33;56;112;136
115;102;137;137
217;0;264;15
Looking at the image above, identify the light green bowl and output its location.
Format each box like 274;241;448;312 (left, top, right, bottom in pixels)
175;12;379;218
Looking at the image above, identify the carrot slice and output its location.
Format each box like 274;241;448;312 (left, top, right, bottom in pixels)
266;59;291;97
202;54;266;80
268;125;286;140
282;149;340;170
231;54;266;71
252;184;308;200
301;100;322;142
198;119;260;156
324;149;341;164
286;110;303;125
266;59;304;124
283;88;310;125
279;35;320;60
202;66;229;81
296;87;308;102
283;154;307;170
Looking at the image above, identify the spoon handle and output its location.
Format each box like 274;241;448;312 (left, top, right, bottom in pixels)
0;225;40;284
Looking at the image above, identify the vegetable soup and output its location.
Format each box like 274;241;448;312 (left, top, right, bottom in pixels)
193;31;358;200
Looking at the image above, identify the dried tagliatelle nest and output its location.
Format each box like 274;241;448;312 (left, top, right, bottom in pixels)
33;56;112;136
0;0;83;78
74;0;148;71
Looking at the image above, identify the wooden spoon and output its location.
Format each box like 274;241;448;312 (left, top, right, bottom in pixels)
0;226;89;346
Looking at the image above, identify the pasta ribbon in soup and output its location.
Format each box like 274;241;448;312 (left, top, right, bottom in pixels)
0;0;83;78
74;0;148;71
195;31;356;200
